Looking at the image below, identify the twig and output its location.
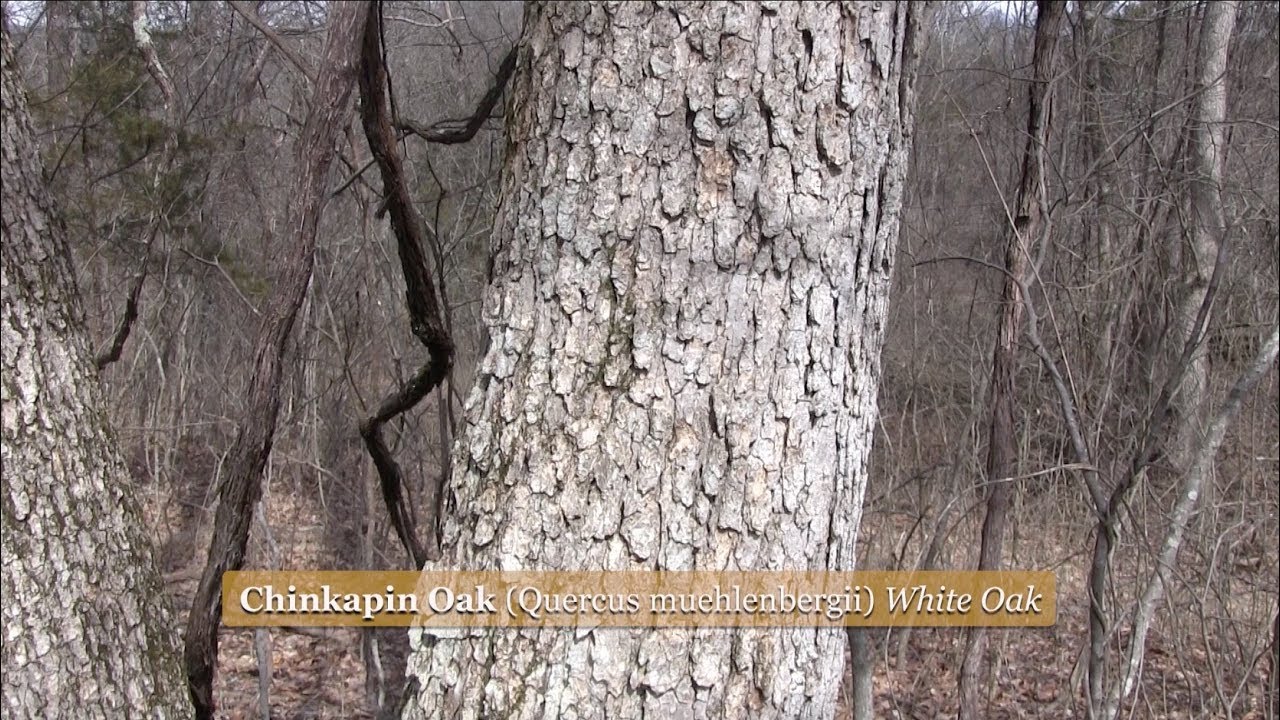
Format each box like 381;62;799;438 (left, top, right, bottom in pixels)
229;1;317;85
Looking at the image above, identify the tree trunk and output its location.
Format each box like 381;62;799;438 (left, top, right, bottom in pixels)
957;3;1064;718
1085;10;1241;717
847;627;877;720
0;31;192;720
1169;0;1236;474
181;5;370;717
403;2;922;719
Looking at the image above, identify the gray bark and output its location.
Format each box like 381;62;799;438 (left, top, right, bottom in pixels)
403;2;921;719
1105;325;1276;719
1170;0;1237;473
0;31;192;720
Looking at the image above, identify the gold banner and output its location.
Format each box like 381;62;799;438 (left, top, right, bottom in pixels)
222;570;1054;628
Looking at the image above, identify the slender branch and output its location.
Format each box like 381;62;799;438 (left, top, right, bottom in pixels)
95;227;157;370
130;1;176;118
1115;327;1276;713
182;6;369;717
915;254;1103;513
397;44;516;145
357;4;455;567
98;1;179;373
229;0;317;85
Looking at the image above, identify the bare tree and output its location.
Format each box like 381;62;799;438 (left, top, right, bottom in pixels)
181;4;371;717
0;28;191;720
957;3;1064;717
1168;0;1238;475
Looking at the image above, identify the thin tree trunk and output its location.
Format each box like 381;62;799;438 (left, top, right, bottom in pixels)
1088;6;1242;718
181;5;370;718
1170;0;1236;474
848;627;877;720
1110;327;1274;718
1;30;192;719
1076;1;1118;378
957;3;1064;718
402;2;923;718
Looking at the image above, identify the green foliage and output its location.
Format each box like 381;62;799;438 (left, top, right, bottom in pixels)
36;2;209;250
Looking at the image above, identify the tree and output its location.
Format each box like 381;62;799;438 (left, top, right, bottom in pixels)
0;29;191;720
957;3;1064;717
402;2;923;718
179;4;371;717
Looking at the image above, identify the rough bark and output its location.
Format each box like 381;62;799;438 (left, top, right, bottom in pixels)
957;3;1064;718
181;5;369;718
0;31;192;720
403;2;921;719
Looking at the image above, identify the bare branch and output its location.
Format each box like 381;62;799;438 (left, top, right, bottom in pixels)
397;44;516;145
182;5;370;717
95;229;155;371
129;1;176;122
229;0;317;85
357;4;455;567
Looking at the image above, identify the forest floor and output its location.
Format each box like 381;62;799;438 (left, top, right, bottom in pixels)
154;483;1277;719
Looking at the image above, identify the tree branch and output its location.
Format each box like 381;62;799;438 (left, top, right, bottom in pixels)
182;6;369;717
94;235;152;370
229;0;317;85
357;4;455;568
397;44;516;145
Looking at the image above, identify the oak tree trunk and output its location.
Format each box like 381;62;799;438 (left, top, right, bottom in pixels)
403;2;922;718
1;31;192;720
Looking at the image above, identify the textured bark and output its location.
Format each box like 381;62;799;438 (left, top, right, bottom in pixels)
403;2;921;719
181;5;369;718
957;3;1063;717
0;32;192;720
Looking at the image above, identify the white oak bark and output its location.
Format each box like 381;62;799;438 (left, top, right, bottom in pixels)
404;2;920;719
1;32;192;720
